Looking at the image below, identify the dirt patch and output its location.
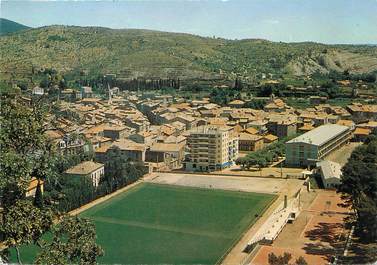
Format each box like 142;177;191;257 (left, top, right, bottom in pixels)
251;190;350;265
149;172;304;196
324;142;362;166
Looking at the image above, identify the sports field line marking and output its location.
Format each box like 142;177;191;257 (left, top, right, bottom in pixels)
300;214;314;238
92;216;233;240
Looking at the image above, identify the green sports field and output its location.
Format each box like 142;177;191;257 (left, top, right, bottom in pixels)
14;183;275;264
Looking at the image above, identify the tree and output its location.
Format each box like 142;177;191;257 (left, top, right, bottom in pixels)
0;201;53;264
234;77;243;90
244;99;267;109
33;180;44;208
338;137;377;241
0;93;57;202
268;252;291;265
36;216;103;265
104;147;128;190
268;252;307;265
235;157;248;169
104;147;147;191
0;91;103;263
295;256;308;265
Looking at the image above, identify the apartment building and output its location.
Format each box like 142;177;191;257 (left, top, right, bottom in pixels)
285;124;352;167
185;126;238;172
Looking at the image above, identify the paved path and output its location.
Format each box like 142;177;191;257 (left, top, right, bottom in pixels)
251;190;350;265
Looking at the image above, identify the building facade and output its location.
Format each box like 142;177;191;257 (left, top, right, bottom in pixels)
64;161;105;187
238;133;264;151
285;124;352;167
316;160;342;189
185;126;238;172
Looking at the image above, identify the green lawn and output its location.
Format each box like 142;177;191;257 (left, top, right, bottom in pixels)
12;183;275;264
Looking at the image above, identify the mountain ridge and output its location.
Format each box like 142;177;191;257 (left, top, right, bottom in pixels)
0;18;30;36
1;23;376;82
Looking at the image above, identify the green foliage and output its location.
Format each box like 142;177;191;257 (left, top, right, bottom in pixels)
268;252;308;265
243;99;267;109
295;256;308;265
268;252;292;265
320;83;342;99
47;35;66;42
43;147;147;213
0;94;53;205
314;69;377;83
210;87;240;106
104;147;148;191
285;98;312;109
1;200;53;263
236;135;297;170
0;94;102;263
338;135;377;241
35;216;103;265
0;82;17;94
1;26;376;85
33;181;44;208
257;83;287;97
55;177;97;212
0;18;30;36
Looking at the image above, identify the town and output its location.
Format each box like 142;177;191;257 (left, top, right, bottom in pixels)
1;2;377;264
3;78;375;264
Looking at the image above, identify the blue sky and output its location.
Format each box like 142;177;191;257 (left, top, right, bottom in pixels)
1;0;377;44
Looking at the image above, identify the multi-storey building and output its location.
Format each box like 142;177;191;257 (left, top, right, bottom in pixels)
285;124;352;167
267;118;297;138
185;126;238;172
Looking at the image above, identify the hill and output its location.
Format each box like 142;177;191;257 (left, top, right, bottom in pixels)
0;18;30;36
0;25;376;82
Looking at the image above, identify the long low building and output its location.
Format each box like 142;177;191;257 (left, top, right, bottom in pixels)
316;160;342;189
285;124;352;167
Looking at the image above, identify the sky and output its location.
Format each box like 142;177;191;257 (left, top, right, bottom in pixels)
1;0;377;44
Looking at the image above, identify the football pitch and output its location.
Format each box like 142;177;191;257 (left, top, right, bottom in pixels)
15;183;275;264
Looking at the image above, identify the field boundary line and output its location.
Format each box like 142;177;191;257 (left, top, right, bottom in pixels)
159;170;287;179
217;194;279;265
69;177;148;216
92;216;233;239
148;178;278;196
144;180;279;197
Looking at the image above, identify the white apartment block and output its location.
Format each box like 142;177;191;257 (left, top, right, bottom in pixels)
185;125;238;172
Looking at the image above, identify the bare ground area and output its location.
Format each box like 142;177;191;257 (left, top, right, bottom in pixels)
148;172;304;196
218;164;305;179
341;236;377;264
251;190;351;265
324;142;362;166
